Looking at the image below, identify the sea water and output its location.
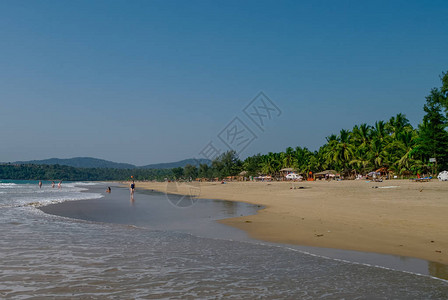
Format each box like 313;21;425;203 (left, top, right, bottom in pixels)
0;180;447;299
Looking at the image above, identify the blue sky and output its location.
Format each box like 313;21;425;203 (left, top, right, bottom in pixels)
1;0;447;165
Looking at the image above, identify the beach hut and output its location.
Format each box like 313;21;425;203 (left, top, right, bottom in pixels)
280;168;295;174
375;167;389;176
367;170;383;181
374;167;394;180
224;176;239;182
255;175;273;182
314;170;338;180
237;171;248;181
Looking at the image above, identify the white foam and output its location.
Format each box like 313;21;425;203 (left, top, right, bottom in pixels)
0;181;104;208
0;183;18;188
74;182;101;186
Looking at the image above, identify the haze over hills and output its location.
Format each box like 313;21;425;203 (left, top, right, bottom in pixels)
9;157;211;170
140;159;211;169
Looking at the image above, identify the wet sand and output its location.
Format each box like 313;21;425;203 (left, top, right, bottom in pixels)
135;180;448;266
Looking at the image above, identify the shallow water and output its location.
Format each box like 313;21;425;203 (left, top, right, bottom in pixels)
42;185;259;242
1;181;447;299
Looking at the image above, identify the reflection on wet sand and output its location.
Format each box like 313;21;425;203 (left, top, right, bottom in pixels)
429;261;448;280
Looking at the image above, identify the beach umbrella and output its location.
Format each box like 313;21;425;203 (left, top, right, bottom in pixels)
438;171;448;181
286;173;301;179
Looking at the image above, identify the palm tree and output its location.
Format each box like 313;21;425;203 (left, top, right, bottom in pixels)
326;134;338;143
282;147;296;168
395;129;424;174
368;137;388;168
371;120;388;142
351;123;371;174
350;147;370;174
243;154;263;177
352;123;371;147
327;129;355;172
293;146;312;173
315;147;330;171
387;113;411;139
260;152;281;176
324;134;339;169
306;152;320;173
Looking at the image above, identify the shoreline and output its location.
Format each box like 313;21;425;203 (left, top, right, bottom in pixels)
134;180;448;266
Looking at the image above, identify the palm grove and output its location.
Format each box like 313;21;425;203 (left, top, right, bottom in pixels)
182;71;448;180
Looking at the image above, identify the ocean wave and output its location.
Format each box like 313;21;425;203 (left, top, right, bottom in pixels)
35;193;105;207
10;192;105;208
0;181;104;208
1;186;85;194
0;183;18;187
59;182;101;189
73;182;101;186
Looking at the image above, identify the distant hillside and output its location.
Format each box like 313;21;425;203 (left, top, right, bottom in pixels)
11;157;211;170
13;157;136;169
140;158;211;169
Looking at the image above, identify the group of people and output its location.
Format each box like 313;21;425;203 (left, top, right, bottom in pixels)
38;180;62;189
38;180;136;201
105;180;135;202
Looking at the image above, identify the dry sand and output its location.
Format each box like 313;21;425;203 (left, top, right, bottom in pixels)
135;179;448;264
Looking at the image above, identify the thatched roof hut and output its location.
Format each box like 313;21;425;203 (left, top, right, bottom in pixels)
315;170;338;175
280;168;296;178
314;170;339;179
375;167;390;176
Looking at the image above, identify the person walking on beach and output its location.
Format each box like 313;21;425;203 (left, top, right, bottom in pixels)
38;181;42;189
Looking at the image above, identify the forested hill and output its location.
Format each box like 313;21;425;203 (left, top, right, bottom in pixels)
0;164;172;181
9;157;211;170
13;157;136;169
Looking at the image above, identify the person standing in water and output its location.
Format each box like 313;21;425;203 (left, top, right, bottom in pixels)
51;181;55;188
130;180;135;201
38;181;42;189
58;181;62;189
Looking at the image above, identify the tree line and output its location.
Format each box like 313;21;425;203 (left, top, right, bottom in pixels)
0;163;173;181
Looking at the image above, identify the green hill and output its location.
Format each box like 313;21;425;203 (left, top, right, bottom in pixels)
13;157;136;169
10;157;211;170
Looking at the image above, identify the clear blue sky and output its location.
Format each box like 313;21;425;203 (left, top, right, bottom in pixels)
1;0;447;165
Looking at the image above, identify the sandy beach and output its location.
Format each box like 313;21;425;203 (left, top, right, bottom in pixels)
135;179;448;265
